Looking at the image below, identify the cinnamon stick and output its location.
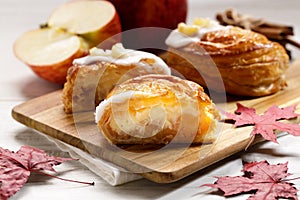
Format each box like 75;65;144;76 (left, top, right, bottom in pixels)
216;9;299;58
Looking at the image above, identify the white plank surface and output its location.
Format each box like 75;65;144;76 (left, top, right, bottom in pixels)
1;0;300;199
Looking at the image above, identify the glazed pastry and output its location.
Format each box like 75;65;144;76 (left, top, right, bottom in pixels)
95;74;219;145
165;18;289;96
62;43;171;113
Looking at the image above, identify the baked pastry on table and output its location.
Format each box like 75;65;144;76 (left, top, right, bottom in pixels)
62;43;171;113
165;18;289;97
95;74;220;145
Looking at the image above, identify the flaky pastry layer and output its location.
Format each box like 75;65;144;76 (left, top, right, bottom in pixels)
63;58;170;113
95;74;219;145
167;27;289;96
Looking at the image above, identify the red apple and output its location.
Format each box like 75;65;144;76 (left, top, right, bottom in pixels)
14;0;121;84
108;0;187;30
108;0;187;52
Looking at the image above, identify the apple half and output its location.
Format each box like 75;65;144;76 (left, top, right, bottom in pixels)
14;28;89;84
14;0;121;84
48;0;121;48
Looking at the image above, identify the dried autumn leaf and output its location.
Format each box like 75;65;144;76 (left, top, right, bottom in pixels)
225;103;300;143
0;145;90;200
203;160;298;200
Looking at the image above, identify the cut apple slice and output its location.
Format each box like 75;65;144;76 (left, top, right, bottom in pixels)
14;0;121;84
14;28;89;84
48;0;121;47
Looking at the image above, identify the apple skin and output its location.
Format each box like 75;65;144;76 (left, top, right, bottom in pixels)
108;0;187;30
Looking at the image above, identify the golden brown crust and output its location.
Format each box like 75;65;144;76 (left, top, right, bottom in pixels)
166;27;289;96
62;61;135;113
96;74;219;145
62;57;170;113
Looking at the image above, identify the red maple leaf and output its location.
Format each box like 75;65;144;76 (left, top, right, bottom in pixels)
0;145;93;200
203;160;299;200
225;103;300;143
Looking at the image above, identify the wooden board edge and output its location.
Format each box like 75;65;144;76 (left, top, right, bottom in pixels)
140;135;268;183
11;106;85;150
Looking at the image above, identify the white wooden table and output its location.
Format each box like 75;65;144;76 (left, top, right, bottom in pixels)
1;0;300;199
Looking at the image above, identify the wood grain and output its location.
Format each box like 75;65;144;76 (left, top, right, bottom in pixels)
12;59;300;183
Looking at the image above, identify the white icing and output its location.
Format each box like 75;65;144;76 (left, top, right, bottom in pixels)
95;90;134;123
73;43;171;75
165;19;229;48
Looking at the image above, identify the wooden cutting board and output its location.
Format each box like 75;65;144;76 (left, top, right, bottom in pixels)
12;59;300;183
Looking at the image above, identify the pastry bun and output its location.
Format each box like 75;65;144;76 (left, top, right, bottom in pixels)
62;43;171;113
95;74;219;145
165;19;289;96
